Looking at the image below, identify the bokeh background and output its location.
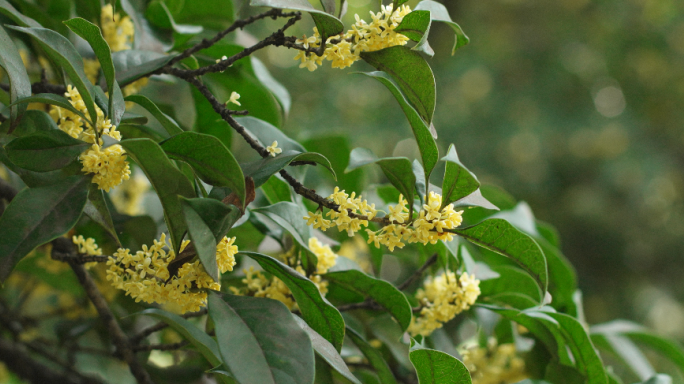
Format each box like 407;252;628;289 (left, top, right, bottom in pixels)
249;0;684;336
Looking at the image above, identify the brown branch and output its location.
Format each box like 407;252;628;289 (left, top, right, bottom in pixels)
132;340;190;352
69;262;154;384
130;308;208;345
397;253;438;291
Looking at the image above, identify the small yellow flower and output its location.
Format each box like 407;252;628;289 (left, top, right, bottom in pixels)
227;91;241;106
266;141;282;157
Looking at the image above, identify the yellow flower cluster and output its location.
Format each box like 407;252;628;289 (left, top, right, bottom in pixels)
367;192;464;251
304;187;378;237
106;234;238;313
408;271;480;336
461;341;527;384
230;238;337;310
50;85;130;191
294;4;412;71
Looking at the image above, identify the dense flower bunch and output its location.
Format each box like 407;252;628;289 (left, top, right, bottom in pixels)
106;234;238;313
461;341;527;384
49;86;130;191
231;238;338;310
305;187;378;236
294;4;411;71
408;271;480;336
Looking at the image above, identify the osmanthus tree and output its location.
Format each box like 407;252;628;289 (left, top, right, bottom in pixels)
0;0;681;383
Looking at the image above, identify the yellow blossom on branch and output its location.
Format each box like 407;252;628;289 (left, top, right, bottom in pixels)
266;141;282;157
461;341;527;384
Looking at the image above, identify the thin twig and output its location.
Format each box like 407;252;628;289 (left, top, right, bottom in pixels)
69;262;154;384
130;308;208;345
397;253;438;291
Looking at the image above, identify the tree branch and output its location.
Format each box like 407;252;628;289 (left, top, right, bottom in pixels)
69;262;154;384
397;253;438;291
130;308;207;345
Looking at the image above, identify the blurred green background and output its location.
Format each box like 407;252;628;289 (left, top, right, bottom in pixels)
247;0;684;335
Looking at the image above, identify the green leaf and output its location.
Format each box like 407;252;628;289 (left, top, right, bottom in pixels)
190;86;231;149
346;327;398;384
361;47;436;126
83;182;120;245
251;57;291;116
5;130;89;172
452;218;548;295
161;132;245;205
146;1;203;35
441;144;479;209
138;308;222;367
291;315;361;384
9;110;57;137
251;202;315;269
63;17;125;126
112;50;172;87
346;148;415;209
120;113;148;125
0;0;41;27
124;94;184;137
250;0;344;41
235;116;305;153
359;72;438;184
393;0;410;8
8;26;99;125
164;0;234;30
240;251;346;351
395;10;431;42
549;313;608;384
120;138;195;252
208;292;315;384
0;25;30;131
181;197;240;282
479;265;542;308
12;94;92;127
409;341;471;384
261;175;292;204
242;150;336;188
590;333;655;381
414;0;470;54
0;175;90;282
324;269;412;332
637;375;673;384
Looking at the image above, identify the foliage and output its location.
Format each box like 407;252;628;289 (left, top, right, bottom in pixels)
0;1;681;384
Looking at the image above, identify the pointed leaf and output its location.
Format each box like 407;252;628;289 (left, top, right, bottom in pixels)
359;72;438;184
251;57;292;116
83;182;119;245
112;50;172;86
0;25;30;131
409;342;471;384
0;175;90;282
261;175;292;204
250;0;343;41
480;265;543;308
441;144;479;209
236;116;305;152
208;292;315;384
120;138;195;252
240;251;346;351
414;1;469;54
549;313;608;384
324;269;412;332
452;218;548;295
12;94;92;126
347;327;398;384
124;94;183;137
5;130;89;172
395;10;430;42
347;148;415;208
242;150;335;188
0;0;41;27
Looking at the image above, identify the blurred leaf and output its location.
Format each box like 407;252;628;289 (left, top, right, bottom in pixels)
120;113;149;125
0;0;41;27
261;175;292;204
409;341;471;384
242;150;335;188
180;199;219;282
164;0;234;30
0;146;81;187
637;375;673;384
112;50;172;86
125;94;184;137
0;175;90;282
9;26;99;125
250;0;343;41
319;0;335;14
64;17;126;126
361;47;435;126
120;138;195;252
347;148;415;207
240;251;346;351
145;1;203;35
325;269;412;332
252;57;291;116
0;25;30;131
453;219;547;294
441;144;479;209
292;315;361;384
304;135;363;194
5;130;89;172
590;333;655;381
83;182;119;245
347;327;398;384
359;72;438;184
549;313;608;384
414;0;469;54
7;110;56;138
190;86;231;149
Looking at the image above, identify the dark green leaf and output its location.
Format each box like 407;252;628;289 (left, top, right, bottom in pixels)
292;315;360;384
550;313;608;384
441;144;479;209
414;1;469;54
361;47;436;126
324;270;412;332
0;0;40;27
208;292;315;384
240;251;346;351
453;219;548;294
138;308;222;367
0;25;30;130
261;175;292;204
146;1;203;35
5;130;89;172
120;138;195;252
250;0;344;41
242;150;335;188
8;26;99;125
252;201;311;246
347;327;398;384
124;94;184;137
190;86;231;150
480;265;542;308
63;17;125;126
395;10;431;42
164;0;234;30
359;72;438;184
12;94;92;126
83;182;119;245
346;148;415;209
393;0;410;8
182;197;240;241
0;175;90;282
409;341;471;384
235;116;305;152
161;132;245;205
10;110;58;137
121;113;148;125
112;50;172;87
